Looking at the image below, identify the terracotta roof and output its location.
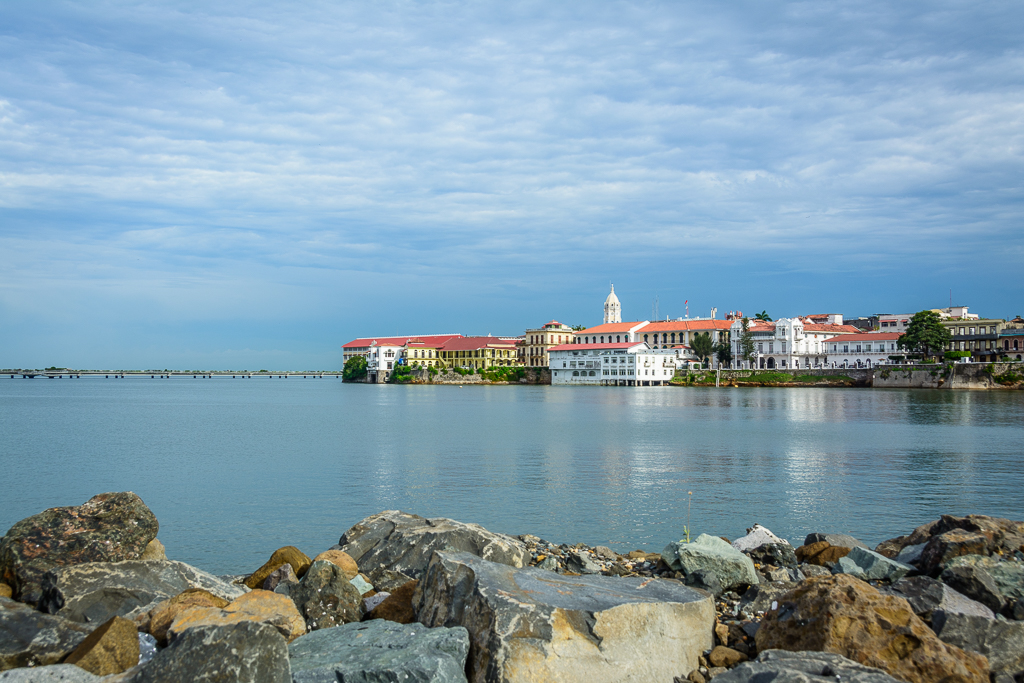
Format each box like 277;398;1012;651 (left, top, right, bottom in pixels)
439;336;518;351
549;342;645;351
343;334;462;349
643;320;733;331
579;322;648;334
803;324;861;334
829;332;903;342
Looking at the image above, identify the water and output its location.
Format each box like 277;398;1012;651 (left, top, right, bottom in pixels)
1;378;1022;575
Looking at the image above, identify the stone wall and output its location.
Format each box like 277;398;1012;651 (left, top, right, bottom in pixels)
873;362;1024;390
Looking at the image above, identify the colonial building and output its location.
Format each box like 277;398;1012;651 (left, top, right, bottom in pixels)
576;321;650;344
549;341;677;386
342;334;463;383
999;318;1024;360
637;320;733;350
730;317;860;369
437;336;520;370
825;332;903;368
523;321;575;368
604;285;622;324
942;318;1005;363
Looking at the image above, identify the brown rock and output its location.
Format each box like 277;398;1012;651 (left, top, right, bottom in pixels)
627;550;647;560
168;590;306;643
365;579;417;624
755;574;989;683
136;588;231;644
905;515;1024;557
312;549;359;580
714;622;729;646
795;541;829;562
0;583;10;599
794;541;851;566
918;529;993;575
140;538;166;561
874;535;908;559
64;615;139;676
708;645;747;668
687;670;706;683
243;546;311;590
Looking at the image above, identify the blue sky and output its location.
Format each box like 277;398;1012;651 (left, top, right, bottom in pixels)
1;1;1021;369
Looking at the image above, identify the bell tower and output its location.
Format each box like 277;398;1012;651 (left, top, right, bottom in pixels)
604;285;622;324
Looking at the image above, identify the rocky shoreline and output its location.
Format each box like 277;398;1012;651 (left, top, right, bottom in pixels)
1;494;1022;682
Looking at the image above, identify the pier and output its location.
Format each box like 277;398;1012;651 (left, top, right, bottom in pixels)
3;371;343;380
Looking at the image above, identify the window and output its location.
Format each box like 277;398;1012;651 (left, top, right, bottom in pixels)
757;343;763;353
969;327;975;336
843;345;849;353
959;327;966;335
768;343;774;353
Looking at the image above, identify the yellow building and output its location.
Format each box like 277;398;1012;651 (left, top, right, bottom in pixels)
438;337;520;370
401;339;441;368
523;321;575;367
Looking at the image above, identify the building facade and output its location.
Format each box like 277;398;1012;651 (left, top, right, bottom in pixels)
730;317;861;369
549;342;676;386
343;334;463;383
942;318;1005;362
523;321;575;368
437;337;520;370
999;319;1024;360
825;332;903;368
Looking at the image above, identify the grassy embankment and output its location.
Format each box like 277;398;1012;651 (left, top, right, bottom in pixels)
671;370;855;386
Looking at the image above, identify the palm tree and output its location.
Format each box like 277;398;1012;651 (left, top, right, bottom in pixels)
755;311;772;322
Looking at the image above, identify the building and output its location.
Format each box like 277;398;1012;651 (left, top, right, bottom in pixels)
437;336;520;370
730;317;861;369
576;321;650;344
825;332;903;368
402;339;443;369
636;320;733;350
999;318;1024;360
549;341;677;386
342;334;462;366
942;318;1005;363
342;334;463;383
604;285;622;324
523;321;575;368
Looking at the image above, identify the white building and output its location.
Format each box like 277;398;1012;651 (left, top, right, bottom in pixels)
604;285;622;324
730;317;861;370
365;341;404;383
549;342;677;386
826;332;903;368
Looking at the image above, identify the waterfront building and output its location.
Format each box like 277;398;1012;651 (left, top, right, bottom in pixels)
437;337;520;370
604;285;622;324
576;321;650;344
523;321;575;368
548;341;677;386
402;339;442;369
825;332;903;368
343;334;463;383
637;320;733;350
999;318;1024;360
942;318;1005;363
342;334;462;366
730;317;860;369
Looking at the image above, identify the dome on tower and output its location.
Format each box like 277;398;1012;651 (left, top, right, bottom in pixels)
603;285;622;324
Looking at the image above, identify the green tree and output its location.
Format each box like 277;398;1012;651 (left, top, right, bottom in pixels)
715;340;733;367
571;324;586;331
755;310;773;322
690;332;714;366
342;355;367;381
897;310;952;360
739;318;757;365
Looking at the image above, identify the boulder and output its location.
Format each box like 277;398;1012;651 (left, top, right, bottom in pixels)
338;511;528;581
943;555;1024;616
662;534;759;594
362;591;389;613
288;560;361;631
932;611;1024;676
311;549;359;580
835;547;913;582
167;590;306;643
262;564;298;592
803;533;868;550
129;621;290;683
0;493;159;605
895;542;926;566
39;560;245;624
350;575;374;595
243;546;311;590
366;579;417;624
135;588;231;644
713;650;902;683
918;529;994;575
416;551;715;683
565;550;602;574
798;563;831;578
289;619;470;683
140;539;166;561
593;546;617;561
744;543;798;569
708;645;747;668
884;576;994;624
755;574;988;683
0;585;11;600
874;536;909;559
366;568;414;593
739;581;797;616
0;664;101;681
63;615;139;676
0;596;92;671
892;515;1024;573
732;525;790;553
794;542;850;567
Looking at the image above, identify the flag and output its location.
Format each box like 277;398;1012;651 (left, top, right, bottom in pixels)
685;300;688;304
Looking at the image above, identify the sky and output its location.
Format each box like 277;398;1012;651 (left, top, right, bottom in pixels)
1;1;1022;370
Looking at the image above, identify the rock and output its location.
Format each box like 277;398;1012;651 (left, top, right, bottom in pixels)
798;563;831;578
803;533;868;550
349;574;374;595
137;632;157;665
288;559;361;631
739;582;797;616
366;568;414;593
262;563;298;592
338;510;529;580
895;542;926;566
662;534;759;595
942;555;1024;617
311;549;359;580
168;590;306;643
874;536;909;559
794;541;850;567
707;666;727;678
565;550;602;574
732;525;790;553
63;615;139;675
593;546;617;561
289;619;470;683
713;650;902;682
139;539;165;561
0;493;159;605
362;591;389;613
365;579;417;624
129;621;290;683
537;556;558;571
39;560;245;624
708;646;747;668
715;622;730;645
0;596;92;671
884;576;994;624
755;574;988;683
932;611;1024;675
835;547;913;582
0;585;11;600
416;551;715;683
135;588;231;644
243;546;312;590
765;566;802;583
0;664;101;681
905;515;1024;554
918;529;994;575
744;543;798;569
685;670;705;683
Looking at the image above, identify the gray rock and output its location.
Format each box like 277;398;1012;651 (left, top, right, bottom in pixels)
263;564;298;592
138;631;158;665
732;525;790;553
338;511;528;580
349;575;374;595
537;556;558;571
289;619;470;683
288;560;361;631
739;582;797;616
662;534;759;595
416;551;714;683
835;547;913;582
362;592;389;613
713;649;901;682
799;563;831;578
803;533;868;550
593;546;617;561
943;555;1024;616
38;561;245;624
564;550;601;575
0;664;101;681
895;542;926;566
941;563;1006;614
366;568;414;593
932;611;1024;675
0;597;92;671
884;576;994;624
744;543;798;569
130;621;289;683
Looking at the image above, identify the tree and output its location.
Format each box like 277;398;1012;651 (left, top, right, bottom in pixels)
715;340;733;367
739;318;756;366
571;324;586;331
691;332;714;366
897;310;952;360
755;310;773;322
342;355;367;381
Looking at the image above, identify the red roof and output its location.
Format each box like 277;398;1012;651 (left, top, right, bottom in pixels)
830;332;903;342
803;324;861;334
643;320;733;331
343;334;462;349
549;342;644;352
439;336;518;351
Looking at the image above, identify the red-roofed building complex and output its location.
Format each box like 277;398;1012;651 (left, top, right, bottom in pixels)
523;321;575;368
826;332;904;368
437;337;519;371
548;341;678;386
729;316;862;370
342;334;463;382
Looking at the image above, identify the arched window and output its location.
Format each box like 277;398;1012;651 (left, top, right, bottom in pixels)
1015;340;1020;350
643;334;648;342
589;371;595;376
616;335;621;343
671;333;676;343
600;336;605;343
572;371;579;376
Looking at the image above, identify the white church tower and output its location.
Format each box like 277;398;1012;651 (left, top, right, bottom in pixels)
604;285;622;324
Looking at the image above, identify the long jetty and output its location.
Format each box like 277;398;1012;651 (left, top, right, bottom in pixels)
3;370;342;379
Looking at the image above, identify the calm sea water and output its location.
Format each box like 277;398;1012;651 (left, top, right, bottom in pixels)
1;378;1022;575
